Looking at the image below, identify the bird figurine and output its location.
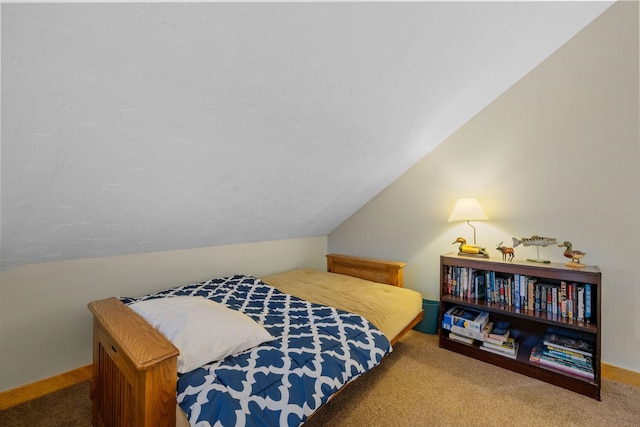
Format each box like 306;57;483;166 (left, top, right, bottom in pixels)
558;241;586;267
452;237;489;258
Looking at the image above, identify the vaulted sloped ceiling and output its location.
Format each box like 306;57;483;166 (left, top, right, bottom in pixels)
0;2;613;268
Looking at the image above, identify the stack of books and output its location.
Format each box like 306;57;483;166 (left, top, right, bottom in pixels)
529;332;595;380
479;322;519;359
442;305;490;344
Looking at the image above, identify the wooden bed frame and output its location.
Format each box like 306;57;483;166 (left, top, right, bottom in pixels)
87;254;423;427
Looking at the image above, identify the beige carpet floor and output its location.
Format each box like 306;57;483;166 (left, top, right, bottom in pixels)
2;330;639;426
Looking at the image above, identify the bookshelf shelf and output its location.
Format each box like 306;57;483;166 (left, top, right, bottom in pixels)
439;253;602;400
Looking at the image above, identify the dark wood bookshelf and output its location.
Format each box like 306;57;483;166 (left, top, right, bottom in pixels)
439;253;602;400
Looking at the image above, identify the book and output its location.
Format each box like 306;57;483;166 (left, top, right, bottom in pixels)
474;273;486;300
462;267;469;298
480;321;493;341
442;306;489;332
485;271;496;303
560;281;567;318
527;278;536;311
498;277;506;304
519;275;527;309
574;284;580;319
584;283;592;321
480;339;519;359
449;332;475;345
482;337;518;356
542;333;594;357
446;320;493;341
577;285;585;321
567;283;577;319
487;321;510;343
446;324;478;340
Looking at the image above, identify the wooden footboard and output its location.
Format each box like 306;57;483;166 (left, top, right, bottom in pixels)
88;254;416;426
88;297;179;427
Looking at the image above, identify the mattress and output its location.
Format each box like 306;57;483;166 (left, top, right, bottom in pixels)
262;268;423;341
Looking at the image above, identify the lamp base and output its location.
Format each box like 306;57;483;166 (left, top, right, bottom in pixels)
458;251;490;259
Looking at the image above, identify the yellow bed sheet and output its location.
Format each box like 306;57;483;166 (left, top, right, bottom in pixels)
262;268;423;341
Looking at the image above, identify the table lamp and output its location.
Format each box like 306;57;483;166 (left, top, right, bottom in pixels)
448;198;488;245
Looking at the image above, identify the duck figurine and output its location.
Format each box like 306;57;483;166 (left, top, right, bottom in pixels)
453;237;489;258
558;241;586;267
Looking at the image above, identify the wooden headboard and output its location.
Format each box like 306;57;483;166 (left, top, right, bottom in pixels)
326;253;405;287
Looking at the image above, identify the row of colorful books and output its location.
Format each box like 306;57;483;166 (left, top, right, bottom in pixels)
444;267;486;300
444;266;593;322
509;278;592;322
529;331;595;380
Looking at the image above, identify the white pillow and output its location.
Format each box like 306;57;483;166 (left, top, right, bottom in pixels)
129;296;274;374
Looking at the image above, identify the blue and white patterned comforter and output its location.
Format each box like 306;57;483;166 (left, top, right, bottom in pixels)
122;275;391;427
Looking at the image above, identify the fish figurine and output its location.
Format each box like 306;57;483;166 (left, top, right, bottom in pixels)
512;235;558;248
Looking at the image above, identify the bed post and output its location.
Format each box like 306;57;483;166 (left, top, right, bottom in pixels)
88;298;179;427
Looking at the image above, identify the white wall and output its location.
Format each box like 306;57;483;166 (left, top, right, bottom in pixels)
329;1;640;372
0;236;326;392
3;2;610;269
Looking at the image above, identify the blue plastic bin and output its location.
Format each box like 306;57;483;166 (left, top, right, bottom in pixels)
413;299;440;335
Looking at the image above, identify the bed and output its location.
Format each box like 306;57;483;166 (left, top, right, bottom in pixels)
87;254;424;427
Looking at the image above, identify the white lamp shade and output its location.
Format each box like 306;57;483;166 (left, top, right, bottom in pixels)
448;198;489;222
